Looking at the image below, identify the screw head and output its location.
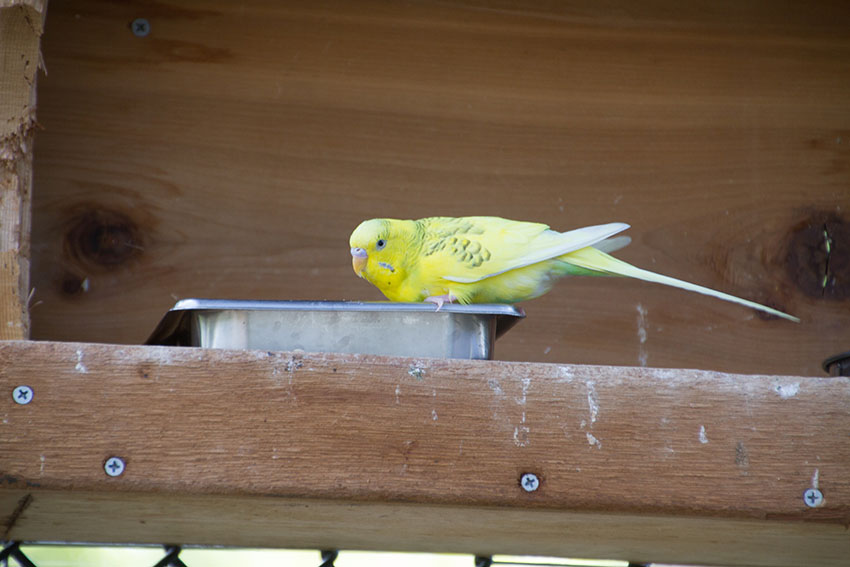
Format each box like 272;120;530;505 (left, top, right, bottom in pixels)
105;457;126;477
131;18;150;37
520;472;540;492
12;385;33;404
803;488;823;508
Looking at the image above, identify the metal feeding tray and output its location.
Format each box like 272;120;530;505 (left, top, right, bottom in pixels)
146;299;524;360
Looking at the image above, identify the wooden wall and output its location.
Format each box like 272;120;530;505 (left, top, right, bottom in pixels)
31;0;850;376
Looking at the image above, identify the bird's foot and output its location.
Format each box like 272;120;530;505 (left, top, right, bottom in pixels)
424;293;457;311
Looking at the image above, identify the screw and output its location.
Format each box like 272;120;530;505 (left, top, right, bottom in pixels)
803;488;823;508
104;457;126;477
12;385;33;405
131;18;150;37
520;472;540;492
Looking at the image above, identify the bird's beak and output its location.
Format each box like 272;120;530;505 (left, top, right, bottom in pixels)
351;247;368;277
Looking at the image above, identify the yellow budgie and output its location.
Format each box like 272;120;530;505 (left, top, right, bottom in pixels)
348;216;799;322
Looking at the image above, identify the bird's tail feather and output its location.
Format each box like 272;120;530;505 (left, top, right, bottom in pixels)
562;246;799;322
593;235;631;254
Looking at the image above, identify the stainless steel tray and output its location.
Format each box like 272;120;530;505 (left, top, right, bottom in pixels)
146;299;524;360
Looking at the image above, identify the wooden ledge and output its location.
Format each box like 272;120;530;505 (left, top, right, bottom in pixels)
1;340;848;565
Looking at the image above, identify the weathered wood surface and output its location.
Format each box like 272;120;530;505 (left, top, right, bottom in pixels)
1;341;848;565
0;0;44;339
1;490;847;567
30;1;850;375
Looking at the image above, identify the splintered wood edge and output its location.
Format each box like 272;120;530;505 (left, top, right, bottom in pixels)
1;340;848;566
0;0;44;340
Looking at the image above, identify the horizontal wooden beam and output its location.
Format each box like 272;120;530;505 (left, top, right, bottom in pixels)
1;340;848;566
1;489;846;566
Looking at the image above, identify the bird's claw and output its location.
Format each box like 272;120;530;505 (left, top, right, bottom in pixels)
424;294;457;311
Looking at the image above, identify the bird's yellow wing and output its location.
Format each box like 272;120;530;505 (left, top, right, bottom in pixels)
418;217;629;284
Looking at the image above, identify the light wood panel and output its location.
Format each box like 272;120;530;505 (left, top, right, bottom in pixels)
1;340;848;564
0;0;44;339
3;490;848;567
30;1;850;374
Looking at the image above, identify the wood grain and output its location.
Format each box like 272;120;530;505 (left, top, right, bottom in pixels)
2;490;848;567
0;0;43;339
30;1;850;374
1;341;848;565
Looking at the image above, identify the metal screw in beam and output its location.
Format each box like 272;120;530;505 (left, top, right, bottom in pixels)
804;488;824;508
104;457;126;477
520;472;540;492
131;18;150;37
12;385;33;405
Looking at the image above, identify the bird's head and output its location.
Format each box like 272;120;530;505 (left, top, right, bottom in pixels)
349;218;412;295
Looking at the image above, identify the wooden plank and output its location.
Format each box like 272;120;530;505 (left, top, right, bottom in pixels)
1;341;848;565
0;0;43;339
1;490;848;567
29;1;850;376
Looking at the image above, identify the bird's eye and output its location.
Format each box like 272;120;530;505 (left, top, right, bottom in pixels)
376;239;386;250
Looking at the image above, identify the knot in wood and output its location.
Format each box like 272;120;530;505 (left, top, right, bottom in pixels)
64;208;144;268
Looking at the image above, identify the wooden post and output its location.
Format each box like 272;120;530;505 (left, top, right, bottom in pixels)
1;341;848;566
0;0;44;339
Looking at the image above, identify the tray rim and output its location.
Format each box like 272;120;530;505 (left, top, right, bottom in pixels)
146;298;524;347
169;298;524;316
